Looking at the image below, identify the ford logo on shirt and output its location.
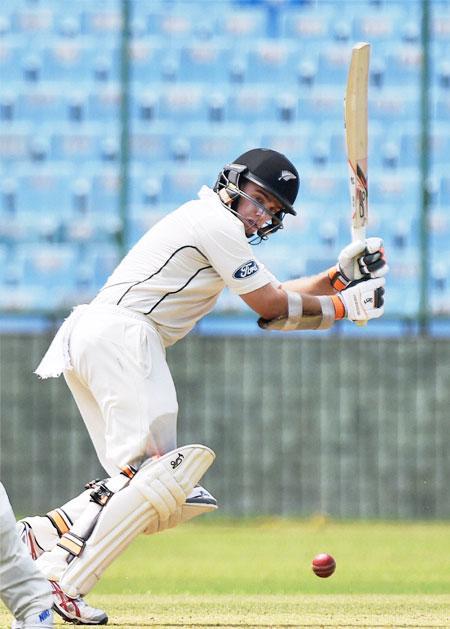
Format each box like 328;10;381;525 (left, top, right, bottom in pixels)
233;260;259;279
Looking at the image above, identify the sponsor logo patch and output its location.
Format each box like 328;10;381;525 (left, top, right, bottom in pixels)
170;453;184;469
233;260;259;279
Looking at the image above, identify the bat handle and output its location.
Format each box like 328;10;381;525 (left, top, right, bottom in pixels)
352;240;368;327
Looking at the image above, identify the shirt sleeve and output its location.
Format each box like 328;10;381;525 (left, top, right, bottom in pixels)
195;210;276;295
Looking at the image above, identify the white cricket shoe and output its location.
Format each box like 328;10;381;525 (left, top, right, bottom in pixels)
50;581;108;625
11;608;53;628
17;522;108;625
185;485;217;507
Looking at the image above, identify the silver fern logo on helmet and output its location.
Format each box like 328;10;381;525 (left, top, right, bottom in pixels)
279;170;297;182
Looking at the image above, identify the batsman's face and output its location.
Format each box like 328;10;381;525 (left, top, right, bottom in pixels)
237;181;282;237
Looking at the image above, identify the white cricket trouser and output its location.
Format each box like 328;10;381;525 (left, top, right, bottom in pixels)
0;482;52;620
63;305;179;475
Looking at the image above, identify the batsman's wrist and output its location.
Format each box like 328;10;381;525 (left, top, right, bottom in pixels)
331;295;346;320
328;266;349;292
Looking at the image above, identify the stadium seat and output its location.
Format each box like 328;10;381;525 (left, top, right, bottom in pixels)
370;168;420;209
317;43;352;86
353;9;402;42
8;167;73;215
0;125;31;162
51;126;111;163
221;7;267;39
130;38;176;82
13;6;55;36
280;7;334;42
90;167;121;212
245;40;294;85
369;88;419;123
15;86;67;122
0;39;28;81
158;84;208;122
185;122;255;162
228;86;278;123
299;86;343;122
384;43;422;87
178;43;229;83
81;5;121;40
41;40;118;83
88;84;121;121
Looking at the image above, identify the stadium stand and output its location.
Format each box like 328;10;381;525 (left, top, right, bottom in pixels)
0;0;448;321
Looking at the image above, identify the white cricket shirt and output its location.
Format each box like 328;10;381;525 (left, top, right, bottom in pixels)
92;186;278;346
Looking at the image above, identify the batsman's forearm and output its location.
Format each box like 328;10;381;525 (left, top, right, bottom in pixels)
282;271;336;296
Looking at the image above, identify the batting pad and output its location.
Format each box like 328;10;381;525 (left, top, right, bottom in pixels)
59;444;215;597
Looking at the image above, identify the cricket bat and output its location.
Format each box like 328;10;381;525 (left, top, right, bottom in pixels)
344;42;370;325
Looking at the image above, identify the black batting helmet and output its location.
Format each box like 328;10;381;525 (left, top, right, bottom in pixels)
214;148;300;243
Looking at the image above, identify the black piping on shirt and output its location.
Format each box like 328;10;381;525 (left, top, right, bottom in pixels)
116;245;211;309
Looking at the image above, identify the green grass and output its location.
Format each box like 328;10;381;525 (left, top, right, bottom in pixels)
1;518;450;627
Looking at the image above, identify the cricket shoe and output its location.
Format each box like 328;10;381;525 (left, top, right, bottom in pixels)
11;609;53;628
50;581;108;625
185;485;217;508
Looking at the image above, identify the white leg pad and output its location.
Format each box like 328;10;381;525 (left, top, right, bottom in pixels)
58;444;214;597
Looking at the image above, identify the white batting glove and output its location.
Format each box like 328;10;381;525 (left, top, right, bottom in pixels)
331;277;386;321
328;237;388;291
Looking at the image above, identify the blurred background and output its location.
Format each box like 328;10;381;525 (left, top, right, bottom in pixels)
0;0;449;520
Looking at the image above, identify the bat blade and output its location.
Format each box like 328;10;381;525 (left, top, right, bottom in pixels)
344;42;370;244
344;42;370;326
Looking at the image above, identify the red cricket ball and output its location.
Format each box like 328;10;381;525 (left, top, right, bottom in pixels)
311;553;336;578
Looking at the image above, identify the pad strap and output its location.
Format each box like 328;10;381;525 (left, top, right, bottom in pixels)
46;509;72;537
57;532;85;558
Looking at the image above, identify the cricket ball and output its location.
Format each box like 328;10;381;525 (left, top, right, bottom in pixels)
311;553;336;578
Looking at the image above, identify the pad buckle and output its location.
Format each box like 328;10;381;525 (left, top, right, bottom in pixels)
90;483;114;507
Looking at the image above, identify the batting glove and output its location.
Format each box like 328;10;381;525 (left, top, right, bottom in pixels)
328;237;388;291
331;276;385;321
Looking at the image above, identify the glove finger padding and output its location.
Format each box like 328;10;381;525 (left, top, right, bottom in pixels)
332;237;388;290
334;277;386;321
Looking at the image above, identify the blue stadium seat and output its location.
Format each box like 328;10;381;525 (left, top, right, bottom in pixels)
435;92;450;122
369;88;419;123
22;243;78;288
12;6;55;36
160;163;215;204
15;86;67;122
178;43;229;83
385;248;420;317
90;167;120;212
259;123;320;166
384;43;422;87
317;43;352;86
299;86;343;122
228;86;278;123
130;123;175;162
41;40;118;82
50;126;106;162
81;4;121;40
6;166;73;215
158;84;208;122
221;7;267;39
280;7;334;41
0;125;31;163
353;9;402;42
296;167;348;206
245;40;294;85
88;84;121;121
0;39;28;81
130;38;176;82
186;122;254;163
370;168;420;209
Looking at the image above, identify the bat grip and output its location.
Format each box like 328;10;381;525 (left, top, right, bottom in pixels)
353;248;367;328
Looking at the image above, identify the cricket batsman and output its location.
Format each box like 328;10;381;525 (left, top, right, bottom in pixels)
17;148;387;624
